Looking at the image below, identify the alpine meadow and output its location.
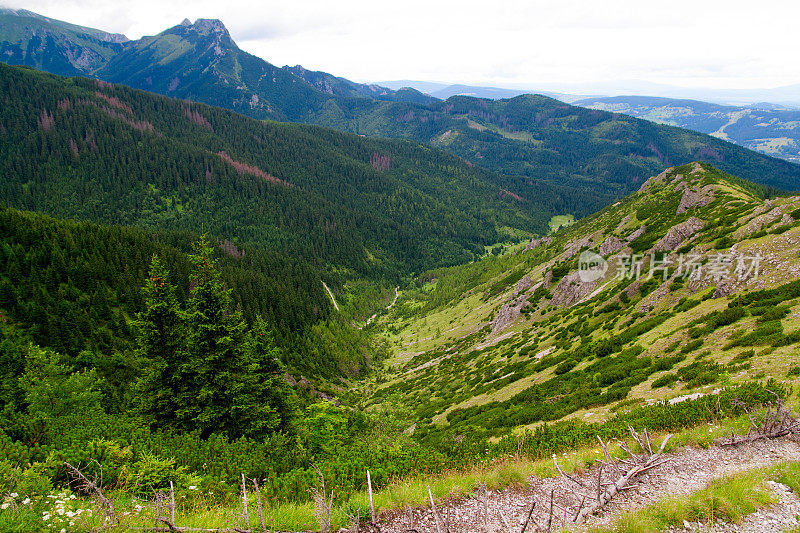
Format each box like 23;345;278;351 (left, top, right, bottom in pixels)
1;4;800;533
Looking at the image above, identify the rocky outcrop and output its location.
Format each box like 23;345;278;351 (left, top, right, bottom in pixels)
626;226;647;242
525;236;552;252
676;185;714;214
638;168;673;192
514;275;534;295
491;295;529;334
734;206;784;239
543;270;553;289
564;236;594;258
615;214;632;234
550;271;601;307
653;217;705;252
599;236;625;256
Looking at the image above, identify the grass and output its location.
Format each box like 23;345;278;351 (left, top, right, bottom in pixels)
592;461;800;532
549;214;576;233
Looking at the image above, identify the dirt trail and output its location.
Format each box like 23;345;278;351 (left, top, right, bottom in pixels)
365;286;399;327
377;438;800;533
322;281;340;311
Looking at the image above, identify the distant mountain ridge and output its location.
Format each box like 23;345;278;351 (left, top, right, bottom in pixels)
2;9;800;200
575;95;800;164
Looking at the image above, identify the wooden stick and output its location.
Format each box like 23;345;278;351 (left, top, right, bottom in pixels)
519;501;536;533
427;485;443;533
241;474;250;529
553;456;588;488
596;464;603;503
367;470;376;524
572;495;586;523
498;509;512;533
252;479;266;533
546;489;554;532
169;481;176;526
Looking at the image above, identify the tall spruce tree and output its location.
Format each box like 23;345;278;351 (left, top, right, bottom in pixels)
135;254;185;428
136;237;294;439
181;236;289;439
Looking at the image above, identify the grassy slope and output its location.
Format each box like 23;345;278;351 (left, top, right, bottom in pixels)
368;162;800;434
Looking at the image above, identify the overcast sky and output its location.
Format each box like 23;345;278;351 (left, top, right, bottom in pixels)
5;0;800;91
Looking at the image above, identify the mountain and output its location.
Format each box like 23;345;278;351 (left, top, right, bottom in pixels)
576;95;800;164
0;62;556;282
285;65;436;105
2;10;799;203
0;7;127;76
370;162;800;439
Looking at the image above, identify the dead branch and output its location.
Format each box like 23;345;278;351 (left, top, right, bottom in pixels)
64;461;115;522
575;433;672;523
721;397;800;446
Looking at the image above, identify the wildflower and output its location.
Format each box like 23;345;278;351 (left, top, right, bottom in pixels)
188;486;198;490
1;503;9;510
22;498;30;505
9;493;17;498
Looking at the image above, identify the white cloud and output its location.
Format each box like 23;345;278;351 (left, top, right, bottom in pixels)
5;0;800;90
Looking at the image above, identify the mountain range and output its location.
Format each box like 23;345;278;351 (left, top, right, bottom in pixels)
2;8;800;200
575;95;800;164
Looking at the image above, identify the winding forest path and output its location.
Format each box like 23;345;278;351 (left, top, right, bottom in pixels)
364;286;400;327
377;438;800;532
321;281;339;312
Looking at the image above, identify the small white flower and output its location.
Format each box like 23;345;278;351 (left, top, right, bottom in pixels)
61;529;66;533
9;493;17;498
1;503;9;510
188;485;198;490
22;498;30;505
69;495;76;500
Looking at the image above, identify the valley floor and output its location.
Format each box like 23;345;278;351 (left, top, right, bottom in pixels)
377;438;800;532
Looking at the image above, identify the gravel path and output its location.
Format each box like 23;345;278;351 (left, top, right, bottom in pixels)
376;439;800;533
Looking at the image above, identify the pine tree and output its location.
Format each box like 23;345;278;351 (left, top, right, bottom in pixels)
135;254;185;428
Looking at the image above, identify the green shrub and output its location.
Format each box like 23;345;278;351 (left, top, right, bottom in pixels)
652;373;678;389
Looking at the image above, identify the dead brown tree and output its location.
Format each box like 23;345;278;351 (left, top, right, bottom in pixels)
720;397;800;446
64;461;116;524
549;426;673;524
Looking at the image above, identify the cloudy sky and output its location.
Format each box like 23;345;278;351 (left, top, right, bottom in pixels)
5;0;800;91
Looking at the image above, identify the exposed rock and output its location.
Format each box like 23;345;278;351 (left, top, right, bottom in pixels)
524;236;552;251
624;279;643;298
638;168;673;192
676;185;714;214
713;282;734;299
283;372;297;386
298;375;311;388
563;236;593;258
599;236;624;256
514;275;534;295
615;214;632;233
490;294;529;334
734;206;784;239
653;217;705;252
550;271;601;307
626;225;647;242
543;270;553;289
782;213;795;225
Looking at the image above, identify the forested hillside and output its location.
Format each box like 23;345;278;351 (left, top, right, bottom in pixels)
3;10;799;205
0;62;555;282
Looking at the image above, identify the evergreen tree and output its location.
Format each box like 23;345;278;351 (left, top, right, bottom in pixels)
180;235;289;439
135;254;185;428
